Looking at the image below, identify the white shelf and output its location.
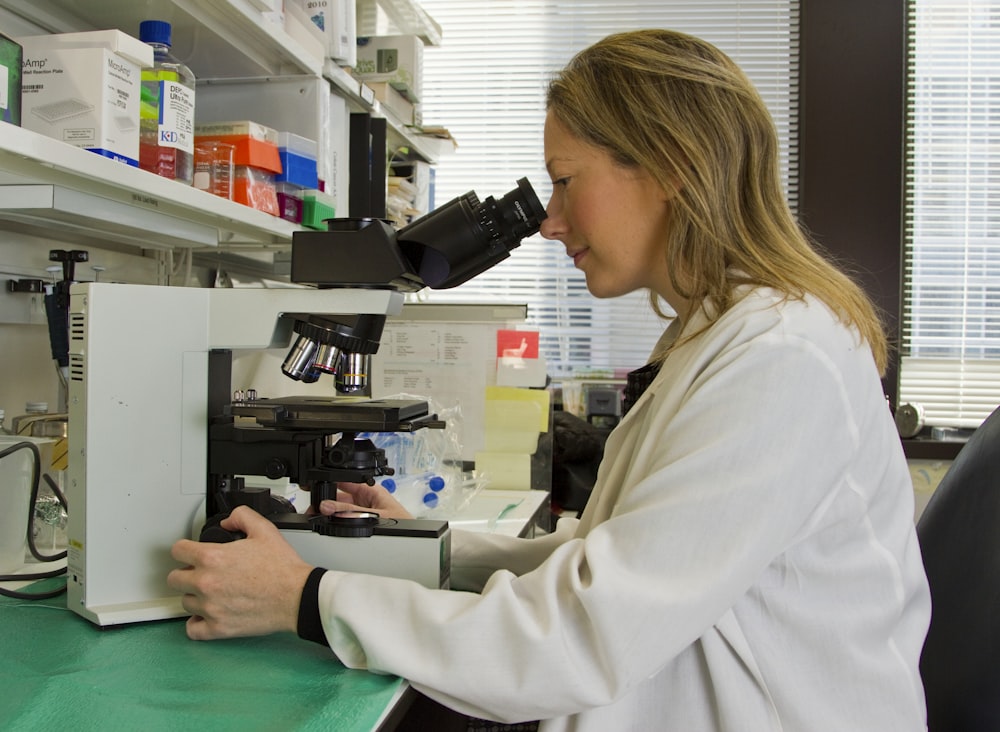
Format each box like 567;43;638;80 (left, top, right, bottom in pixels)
358;0;443;46
0;0;446;251
324;62;441;163
1;0;443;71
0;0;322;77
0;123;298;250
2;0;445;157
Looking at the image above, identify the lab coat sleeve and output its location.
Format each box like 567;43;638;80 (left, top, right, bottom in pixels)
315;322;874;723
449;518;580;592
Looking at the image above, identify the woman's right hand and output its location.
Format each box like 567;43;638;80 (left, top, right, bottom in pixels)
317;481;414;520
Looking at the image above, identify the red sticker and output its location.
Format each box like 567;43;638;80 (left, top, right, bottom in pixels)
497;329;539;358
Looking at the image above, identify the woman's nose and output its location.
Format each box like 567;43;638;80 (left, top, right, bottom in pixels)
539;201;564;240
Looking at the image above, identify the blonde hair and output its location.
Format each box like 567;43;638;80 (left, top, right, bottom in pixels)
546;29;889;373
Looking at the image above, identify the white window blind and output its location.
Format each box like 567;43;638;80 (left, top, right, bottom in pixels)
412;0;799;379
900;0;1000;428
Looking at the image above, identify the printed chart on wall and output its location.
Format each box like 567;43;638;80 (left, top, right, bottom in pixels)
371;320;504;461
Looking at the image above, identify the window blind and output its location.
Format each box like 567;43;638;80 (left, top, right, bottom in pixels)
412;0;799;379
900;0;1000;428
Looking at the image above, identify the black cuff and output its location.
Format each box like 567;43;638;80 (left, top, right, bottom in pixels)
297;567;329;646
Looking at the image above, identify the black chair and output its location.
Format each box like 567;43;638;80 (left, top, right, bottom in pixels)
916;404;1000;731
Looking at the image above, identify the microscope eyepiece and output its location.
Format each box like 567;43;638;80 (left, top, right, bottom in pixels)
396;177;547;289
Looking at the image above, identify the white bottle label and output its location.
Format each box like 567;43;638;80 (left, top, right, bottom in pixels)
0;63;8;111
158;79;195;154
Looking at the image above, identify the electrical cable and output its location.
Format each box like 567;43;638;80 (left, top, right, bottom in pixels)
0;440;68;600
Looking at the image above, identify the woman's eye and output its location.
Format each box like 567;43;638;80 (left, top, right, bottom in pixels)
552;177;569;187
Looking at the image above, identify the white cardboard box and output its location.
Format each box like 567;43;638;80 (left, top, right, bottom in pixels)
320;91;350;214
287;0;357;66
18;31;152;166
355;34;423;98
283;0;325;64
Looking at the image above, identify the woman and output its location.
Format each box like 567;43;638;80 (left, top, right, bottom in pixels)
169;29;930;730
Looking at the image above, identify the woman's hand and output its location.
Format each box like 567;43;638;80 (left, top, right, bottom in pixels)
167;506;314;641
318;481;414;520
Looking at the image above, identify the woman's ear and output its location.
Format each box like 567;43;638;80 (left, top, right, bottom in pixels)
660;171;685;202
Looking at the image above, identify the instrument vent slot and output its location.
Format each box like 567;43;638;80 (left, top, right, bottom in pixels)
69;312;85;342
69;353;85;382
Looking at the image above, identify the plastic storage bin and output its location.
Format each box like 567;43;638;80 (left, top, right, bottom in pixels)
275;131;318;189
195;121;282;214
275;182;304;223
301;188;337;229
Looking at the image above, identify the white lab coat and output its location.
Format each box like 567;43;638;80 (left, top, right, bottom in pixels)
318;287;931;731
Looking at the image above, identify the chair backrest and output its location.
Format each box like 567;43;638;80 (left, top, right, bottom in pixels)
916;404;1000;732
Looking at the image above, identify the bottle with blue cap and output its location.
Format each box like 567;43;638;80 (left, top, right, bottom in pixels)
381;472;447;514
138;20;196;184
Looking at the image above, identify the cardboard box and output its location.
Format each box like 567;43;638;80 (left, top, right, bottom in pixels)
283;0;325;65
17;31;153;166
356;35;423;98
1;32;22;125
391;158;433;215
323;91;350;215
287;0;356;66
366;81;416;125
19;29;152;66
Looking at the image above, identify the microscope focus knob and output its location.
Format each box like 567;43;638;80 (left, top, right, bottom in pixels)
264;458;287;480
200;525;247;543
313;511;380;538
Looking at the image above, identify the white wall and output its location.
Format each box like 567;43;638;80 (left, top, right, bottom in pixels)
0;231;175;421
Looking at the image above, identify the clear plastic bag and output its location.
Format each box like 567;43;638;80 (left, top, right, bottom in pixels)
361;394;487;517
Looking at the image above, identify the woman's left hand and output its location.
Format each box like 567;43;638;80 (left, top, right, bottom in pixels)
317;481;414;520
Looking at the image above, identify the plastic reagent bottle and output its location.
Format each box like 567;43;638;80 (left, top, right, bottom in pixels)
381;473;446;512
139;20;196;184
381;473;445;494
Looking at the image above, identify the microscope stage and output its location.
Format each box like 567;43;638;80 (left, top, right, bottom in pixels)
226;397;438;432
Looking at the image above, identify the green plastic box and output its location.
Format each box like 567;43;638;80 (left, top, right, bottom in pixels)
301;189;337;230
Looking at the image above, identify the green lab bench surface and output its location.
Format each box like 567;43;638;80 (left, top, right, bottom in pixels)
0;580;404;731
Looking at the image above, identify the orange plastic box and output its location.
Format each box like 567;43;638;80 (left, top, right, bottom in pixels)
195;121;282;214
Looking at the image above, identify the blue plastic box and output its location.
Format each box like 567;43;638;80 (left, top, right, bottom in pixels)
275;132;318;188
275;148;318;188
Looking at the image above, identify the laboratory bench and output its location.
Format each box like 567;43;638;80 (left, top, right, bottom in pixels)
0;489;550;731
